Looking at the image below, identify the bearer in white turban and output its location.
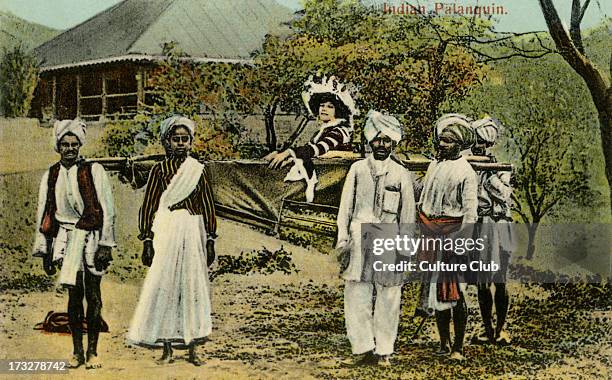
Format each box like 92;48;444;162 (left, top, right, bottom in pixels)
363;110;403;143
433;113;475;153
159;115;196;144
128;115;217;366
53;119;87;151
416;113;478;361
336;110;416;366
470;116;515;346
33;118;116;369
471;117;499;155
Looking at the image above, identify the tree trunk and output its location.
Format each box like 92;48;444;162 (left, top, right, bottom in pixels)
264;103;277;151
598;93;612;212
539;0;612;213
526;223;539;260
282;116;309;151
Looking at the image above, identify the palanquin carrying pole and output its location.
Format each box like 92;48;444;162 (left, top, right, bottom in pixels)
87;154;512;235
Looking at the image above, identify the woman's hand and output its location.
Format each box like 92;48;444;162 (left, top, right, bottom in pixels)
142;240;155;267
264;150;292;169
263;151;278;162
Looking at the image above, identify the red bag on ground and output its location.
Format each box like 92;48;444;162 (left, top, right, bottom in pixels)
34;311;109;334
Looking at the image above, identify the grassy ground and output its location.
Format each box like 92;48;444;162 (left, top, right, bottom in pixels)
1;169;610;378
0;118;107;174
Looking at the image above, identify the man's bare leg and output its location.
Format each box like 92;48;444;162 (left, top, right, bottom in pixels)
494;283;510;344
67;272;85;368
476;283;495;343
450;293;468;361
434;309;452;356
495;253;511;344
85;271;103;369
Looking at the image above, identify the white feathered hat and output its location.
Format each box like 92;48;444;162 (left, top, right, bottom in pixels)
301;75;359;127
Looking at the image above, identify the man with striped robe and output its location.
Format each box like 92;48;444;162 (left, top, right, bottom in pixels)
127;116;217;366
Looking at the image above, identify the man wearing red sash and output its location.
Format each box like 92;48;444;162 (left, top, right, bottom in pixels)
417;114;478;361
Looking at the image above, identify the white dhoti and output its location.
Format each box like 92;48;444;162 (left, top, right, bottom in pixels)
344;281;402;356
127;210;212;347
127;157;212;347
426;274;468;312
52;223;105;286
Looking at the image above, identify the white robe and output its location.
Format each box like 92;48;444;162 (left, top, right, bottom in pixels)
482;171;515;253
418;157;478;312
336;155;416;356
127;157;213;347
336;155;416;284
419;156;478;224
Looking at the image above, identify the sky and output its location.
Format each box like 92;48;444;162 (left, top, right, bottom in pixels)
0;0;610;33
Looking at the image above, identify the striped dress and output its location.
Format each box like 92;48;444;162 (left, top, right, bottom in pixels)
289;119;353;179
291;119;353;160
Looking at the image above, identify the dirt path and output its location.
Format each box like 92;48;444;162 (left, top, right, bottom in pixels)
0;278;321;379
0;220;338;379
1;220;610;379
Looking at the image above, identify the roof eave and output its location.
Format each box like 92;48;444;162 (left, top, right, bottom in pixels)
38;54;253;72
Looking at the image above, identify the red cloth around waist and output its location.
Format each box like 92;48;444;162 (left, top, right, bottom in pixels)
417;211;463;236
417;211;464;302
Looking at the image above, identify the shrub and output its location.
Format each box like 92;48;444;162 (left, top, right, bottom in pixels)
100;121;141;157
0;45;38;117
210;246;299;281
100;113;242;159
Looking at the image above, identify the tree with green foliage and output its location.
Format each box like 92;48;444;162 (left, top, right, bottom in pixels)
0;45;38;117
249;0;491;153
245;35;308;151
460;57;597;259
107;43;247;159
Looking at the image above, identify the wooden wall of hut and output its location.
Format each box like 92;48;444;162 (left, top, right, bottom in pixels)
30;62;150;123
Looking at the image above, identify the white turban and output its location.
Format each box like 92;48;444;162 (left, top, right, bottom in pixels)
434;113;473;139
472;117;502;143
54;119;86;152
364;110;402;143
159;115;196;142
434;113;475;150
